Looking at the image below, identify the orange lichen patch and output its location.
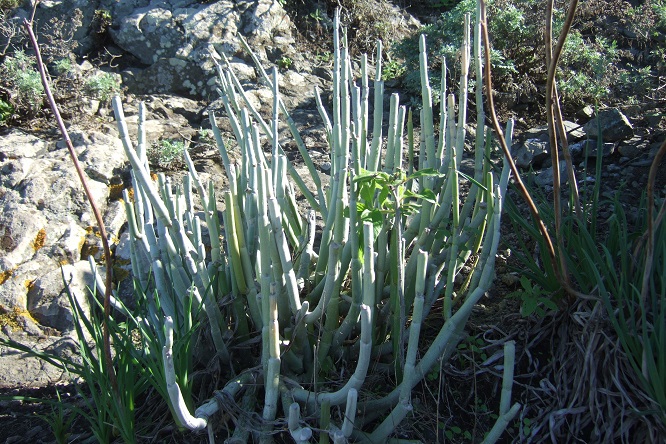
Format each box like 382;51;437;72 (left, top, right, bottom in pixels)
32;228;47;252
108;183;126;201
0;306;39;332
85;226;102;238
118;187;136;204
0;268;16;285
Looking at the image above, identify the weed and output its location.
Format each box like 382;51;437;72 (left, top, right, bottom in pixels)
0;50;44;114
52;57;72;75
148;139;187;169
382;58;406;81
0;99;14;123
507;276;558;317
84;72;120;103
277;55;293;70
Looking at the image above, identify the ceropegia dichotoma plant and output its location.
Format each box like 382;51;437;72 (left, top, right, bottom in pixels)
108;3;519;442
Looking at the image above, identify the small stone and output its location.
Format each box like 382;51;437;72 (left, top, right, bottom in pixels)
320;162;331;172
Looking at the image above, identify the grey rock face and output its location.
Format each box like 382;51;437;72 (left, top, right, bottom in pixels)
0;128;126;332
109;0;294;98
583;108;634;142
513;138;549;169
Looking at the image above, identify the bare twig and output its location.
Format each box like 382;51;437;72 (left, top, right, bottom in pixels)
640;138;666;305
545;0;580;302
478;1;557;277
22;17;117;392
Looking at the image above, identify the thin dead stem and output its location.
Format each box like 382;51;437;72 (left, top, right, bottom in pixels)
22;17;117;392
641;138;666;305
478;1;559;288
545;0;580;302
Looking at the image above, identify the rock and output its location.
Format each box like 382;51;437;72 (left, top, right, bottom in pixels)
583;108;633;142
0;128;127;332
569;139;615;158
108;0;295;98
0;333;69;388
27;261;94;333
534;160;568;188
513;138;549;169
617;137;647;159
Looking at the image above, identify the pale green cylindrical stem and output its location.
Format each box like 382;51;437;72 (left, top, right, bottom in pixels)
341;388;358;437
262;282;281;434
296;210;317;284
289;403;313;443
304;242;341;324
163;316;207;431
113;97;171;227
499;119;514;197
399;252;427;403
390;205;406;378
295;305;372;407
315;86;333;141
137;102;147;166
362;223;376;310
481;403;521;444
368;398;412;443
331;8;342;176
262;357;281;438
360;53;369;171
268;197;301;314
500;340;516;415
394;105;406;171
455;13;471;164
436;59;448;167
407;109;414;184
443;94;456;173
209;111;232;175
384;93;399;172
419;34;436;173
368;40;384;172
271;67;280;189
443;134;460;319
319;398;331;444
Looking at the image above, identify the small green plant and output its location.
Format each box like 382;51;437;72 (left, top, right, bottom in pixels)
309;8;325;23
456;334;488;367
0;99;14;123
148;139;187;169
444;425;473;441
277;55;293;70
0;50;44;114
84;72;120;102
52;58;72;75
382;58;407;81
507;276;558;317
36;390;76;444
315;50;333;64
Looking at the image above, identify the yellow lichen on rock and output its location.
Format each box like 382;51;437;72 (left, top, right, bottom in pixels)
0;268;16;285
0;306;39;332
32;228;47;252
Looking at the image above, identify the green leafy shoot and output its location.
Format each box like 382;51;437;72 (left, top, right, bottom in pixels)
507;276;559;318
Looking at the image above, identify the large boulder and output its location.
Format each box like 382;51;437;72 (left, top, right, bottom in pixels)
109;0;295;99
0;128;127;332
